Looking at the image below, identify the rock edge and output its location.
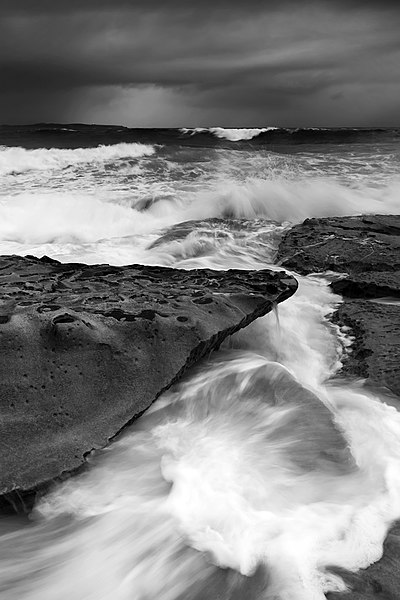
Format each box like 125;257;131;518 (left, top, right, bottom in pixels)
0;255;297;509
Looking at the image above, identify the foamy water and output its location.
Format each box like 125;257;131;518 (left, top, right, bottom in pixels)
0;133;400;599
0;143;399;265
0;143;155;176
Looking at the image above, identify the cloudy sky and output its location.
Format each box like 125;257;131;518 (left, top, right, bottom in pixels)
1;0;400;126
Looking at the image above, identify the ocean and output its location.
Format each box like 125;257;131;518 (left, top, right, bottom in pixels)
0;125;400;600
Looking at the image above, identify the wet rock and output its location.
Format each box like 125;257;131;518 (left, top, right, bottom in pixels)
0;254;297;507
278;214;400;599
278;214;400;283
332;300;400;396
325;522;400;600
277;214;400;396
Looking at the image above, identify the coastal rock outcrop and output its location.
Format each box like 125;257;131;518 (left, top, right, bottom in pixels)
278;214;400;600
0;255;297;506
278;214;400;396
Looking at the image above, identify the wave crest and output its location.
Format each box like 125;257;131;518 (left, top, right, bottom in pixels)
0;143;155;176
180;127;278;141
184;178;400;223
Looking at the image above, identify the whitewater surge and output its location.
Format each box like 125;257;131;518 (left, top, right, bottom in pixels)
1;277;400;600
1;131;400;599
0;143;399;264
0;175;397;265
0;142;155;176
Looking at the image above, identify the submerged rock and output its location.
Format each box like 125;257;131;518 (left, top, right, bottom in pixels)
0;254;297;506
278;214;400;396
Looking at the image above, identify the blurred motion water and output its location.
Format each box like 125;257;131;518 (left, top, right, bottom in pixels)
0;126;399;599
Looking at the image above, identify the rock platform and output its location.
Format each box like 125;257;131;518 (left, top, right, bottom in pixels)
0;254;297;507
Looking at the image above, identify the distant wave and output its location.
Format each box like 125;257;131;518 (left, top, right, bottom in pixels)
0;143;155;176
35;127;79;133
180;127;278;141
0;124;397;150
179;126;396;145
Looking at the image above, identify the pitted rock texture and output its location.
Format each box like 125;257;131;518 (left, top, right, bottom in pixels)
0;254;297;502
278;214;400;289
278;214;400;396
332;300;400;397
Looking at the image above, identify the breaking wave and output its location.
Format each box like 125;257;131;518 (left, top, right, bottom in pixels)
1;124;398;149
179;127;399;145
0;176;399;265
180;127;278;141
1;178;398;243
182;178;400;223
0;143;155;176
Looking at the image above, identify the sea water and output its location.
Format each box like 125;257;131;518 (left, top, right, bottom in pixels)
0;125;399;599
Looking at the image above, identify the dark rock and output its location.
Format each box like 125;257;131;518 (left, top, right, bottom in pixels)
278;215;400;600
0;254;297;507
277;214;400;396
331;301;400;396
278;214;400;280
325;522;400;600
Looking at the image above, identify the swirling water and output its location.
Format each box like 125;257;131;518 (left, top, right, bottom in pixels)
0;127;400;599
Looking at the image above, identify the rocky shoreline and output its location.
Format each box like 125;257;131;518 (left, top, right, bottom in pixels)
1;214;399;597
278;213;400;600
0;255;296;509
278;214;400;398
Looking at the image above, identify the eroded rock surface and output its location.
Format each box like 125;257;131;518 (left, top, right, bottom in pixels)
0;255;296;504
278;215;400;600
278;214;400;286
278;214;400;396
332;300;400;396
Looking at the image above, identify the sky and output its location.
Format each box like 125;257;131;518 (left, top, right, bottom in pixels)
1;0;400;127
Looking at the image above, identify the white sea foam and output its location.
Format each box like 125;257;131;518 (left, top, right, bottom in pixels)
0;192;162;244
1;279;400;600
209;127;278;141
0;143;155;176
183;177;400;223
226;276;343;387
0;175;398;265
0;140;398;265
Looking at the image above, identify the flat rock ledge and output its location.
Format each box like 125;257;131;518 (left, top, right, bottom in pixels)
278;214;400;600
0;255;297;509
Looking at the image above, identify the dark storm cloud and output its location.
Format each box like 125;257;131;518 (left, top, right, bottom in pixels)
1;0;400;125
4;0;400;11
